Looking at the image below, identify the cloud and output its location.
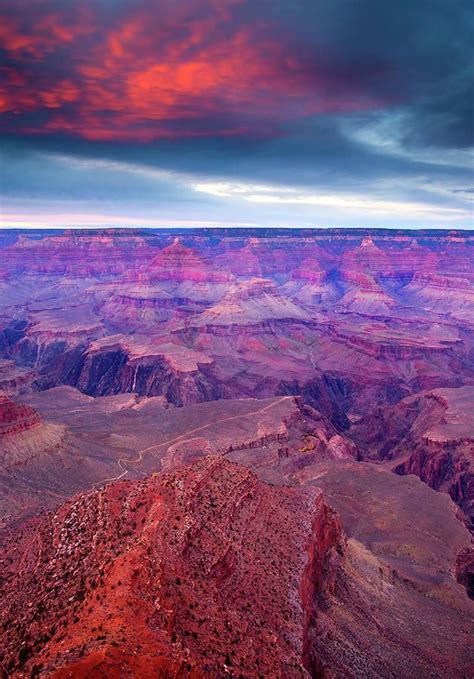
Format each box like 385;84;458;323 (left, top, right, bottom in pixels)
0;0;472;227
0;0;400;142
342;111;474;170
1;147;470;230
192;179;470;219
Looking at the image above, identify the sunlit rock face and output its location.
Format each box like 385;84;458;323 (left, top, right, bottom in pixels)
0;457;344;677
2;456;472;678
0;228;473;677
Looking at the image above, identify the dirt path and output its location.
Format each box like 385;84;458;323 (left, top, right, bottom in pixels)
93;396;291;487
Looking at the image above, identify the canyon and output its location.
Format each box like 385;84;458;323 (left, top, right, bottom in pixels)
0;228;473;677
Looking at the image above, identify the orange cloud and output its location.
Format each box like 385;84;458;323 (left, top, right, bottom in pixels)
0;0;386;141
0;8;92;58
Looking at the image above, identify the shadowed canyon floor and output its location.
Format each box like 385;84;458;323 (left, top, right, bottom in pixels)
0;228;473;677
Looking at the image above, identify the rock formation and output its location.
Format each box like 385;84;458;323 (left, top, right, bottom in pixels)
1;227;474;678
1;457;472;678
0;457;343;677
351;386;474;528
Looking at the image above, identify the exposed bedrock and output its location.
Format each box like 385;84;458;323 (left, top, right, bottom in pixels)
9;342;220;407
0;392;41;437
393;440;474;528
0;457;343;677
10;337;354;425
278;374;352;431
351;387;474;528
2;457;472;678
67;349;222;406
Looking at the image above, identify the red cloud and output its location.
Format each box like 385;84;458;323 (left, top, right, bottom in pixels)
0;1;388;142
0;7;92;58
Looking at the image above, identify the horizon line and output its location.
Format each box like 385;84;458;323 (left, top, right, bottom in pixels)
1;225;472;234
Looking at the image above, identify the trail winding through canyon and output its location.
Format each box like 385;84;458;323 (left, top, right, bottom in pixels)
94;396;291;487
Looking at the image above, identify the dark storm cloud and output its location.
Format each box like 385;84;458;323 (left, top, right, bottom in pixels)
0;0;472;226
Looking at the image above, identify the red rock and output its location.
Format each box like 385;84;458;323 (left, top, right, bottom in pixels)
0;392;41;436
150;239;231;283
2;457;473;678
0;457;343;677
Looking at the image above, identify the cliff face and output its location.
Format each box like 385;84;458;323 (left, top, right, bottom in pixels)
1;233;155;277
18;334;221;407
394;439;473;526
2;231;473;423
2;456;472;679
70;346;219;407
0;457;343;678
301;461;474;678
0;392;41;436
351;386;474;528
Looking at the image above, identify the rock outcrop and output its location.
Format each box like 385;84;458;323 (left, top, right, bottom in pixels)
68;336;219;406
2;457;472;678
1;228;474;678
0;392;41;437
1;230;472;419
0;457;343;677
1;232;155;277
351;386;474;528
0;393;66;468
189;277;311;329
299;461;474;677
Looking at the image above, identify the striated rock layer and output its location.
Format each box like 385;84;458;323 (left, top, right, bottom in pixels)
0;393;66;469
0;228;473;677
0;457;342;678
1;230;473;421
351;386;474;528
0;392;41;437
1;457;473;678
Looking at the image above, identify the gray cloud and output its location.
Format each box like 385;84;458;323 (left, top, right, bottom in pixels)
0;0;472;227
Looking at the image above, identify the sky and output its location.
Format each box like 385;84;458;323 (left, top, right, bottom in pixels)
0;0;473;229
